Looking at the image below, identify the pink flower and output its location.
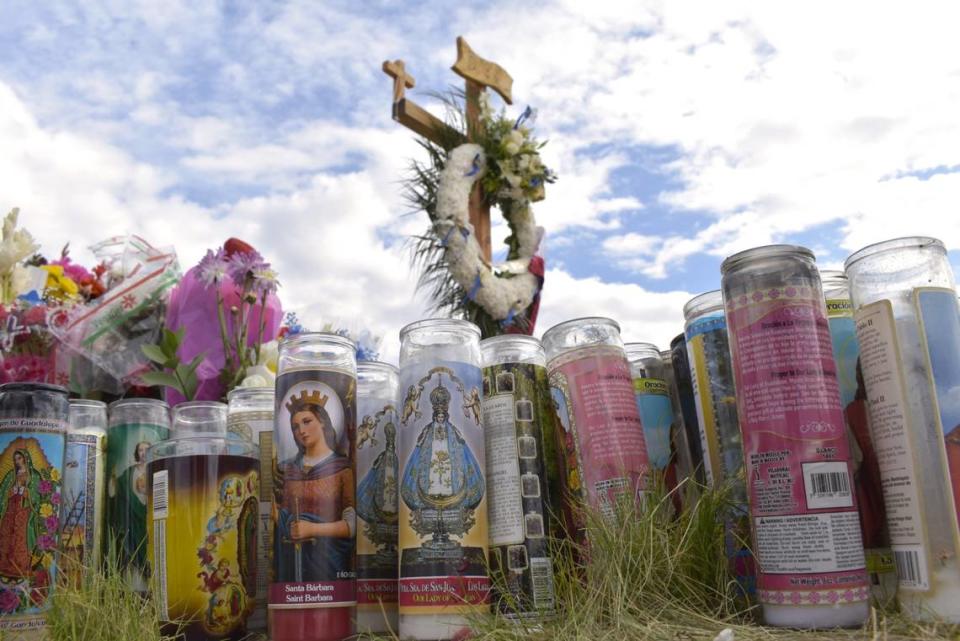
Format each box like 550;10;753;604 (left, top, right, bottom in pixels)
49;492;61;505
45;515;59;531
38;480;53;495
51;257;92;284
37;534;56;551
196;248;230;288
0;588;19;614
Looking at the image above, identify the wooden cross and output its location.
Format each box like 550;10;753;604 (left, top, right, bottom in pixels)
384;36;514;263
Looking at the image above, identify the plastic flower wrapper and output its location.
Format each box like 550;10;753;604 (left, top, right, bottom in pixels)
162;238;282;403
48;235;180;389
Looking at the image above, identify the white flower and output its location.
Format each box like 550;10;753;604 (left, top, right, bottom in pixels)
258;340;279;373
502;170;522;189
0;209;39;274
239;373;270;388
241;363;275;388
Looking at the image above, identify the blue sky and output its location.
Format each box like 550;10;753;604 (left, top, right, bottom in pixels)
3;1;960;360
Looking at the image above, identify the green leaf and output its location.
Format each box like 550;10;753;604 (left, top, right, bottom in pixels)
141;344;169;366
186;352;205;373
175;363;200;400
160;328;179;355
140;371;181;390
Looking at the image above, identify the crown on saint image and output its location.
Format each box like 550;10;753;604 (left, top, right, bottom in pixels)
430;381;451;409
286;389;329;413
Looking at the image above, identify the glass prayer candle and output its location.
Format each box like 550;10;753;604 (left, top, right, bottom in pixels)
659;348;696;490
355;361;400;634
670;334;706;484
542;317;649;526
0;383;70;640
397;319;490;641
820;270;897;607
226;386;274;633
481;335;558;623
147;402;259;641
845;237;960;621
106;397;171;592
271;333;358;641
722;245;869;628
61;400;108;584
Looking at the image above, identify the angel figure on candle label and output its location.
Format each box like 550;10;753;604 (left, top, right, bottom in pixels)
273;388;356;582
401;375;484;556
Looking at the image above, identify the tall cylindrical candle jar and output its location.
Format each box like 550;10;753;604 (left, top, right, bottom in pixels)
670;334;705;484
271;333;357;641
61;400;108;583
147;401;259;641
542;317;649;526
355;361;400;634
397;319;489;640
683;291;755;598
659;348;696;489
481;335;558;622
106;397;171;592
845;237;960;621
226;386;274;633
821;270;897;607
722;245;869;628
0;383;69;640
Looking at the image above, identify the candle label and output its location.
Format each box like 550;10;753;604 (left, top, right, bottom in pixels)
914;288;960;571
355;395;399;611
106;421;169;592
826;298;897;600
147;454;259;640
271;369;357;608
482;361;558;619
854;300;932;591
61;432;107;582
0;417;67;633
397;360;490;614
726;287;869;606
547;345;649;522
632;377;673;471
685;314;755;597
227;409;273;630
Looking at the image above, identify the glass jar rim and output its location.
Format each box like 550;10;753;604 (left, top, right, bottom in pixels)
146;436;258;462
226;386;274;402
0;382;69;395
624;342;661;360
683;290;723;320
720;244;815;275
480;334;542;349
843;236;945;271
357;360;399;374
279;331;356;352
542;316;621;342
399;318;481;342
109;397;169;410
69;399;107;409
173;401;227;411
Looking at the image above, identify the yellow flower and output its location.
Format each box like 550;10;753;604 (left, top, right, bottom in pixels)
42;552;53;568
49;468;61;482
39;503;54;518
41;264;79;301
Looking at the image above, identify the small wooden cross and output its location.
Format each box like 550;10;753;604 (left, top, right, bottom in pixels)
384;37;515;263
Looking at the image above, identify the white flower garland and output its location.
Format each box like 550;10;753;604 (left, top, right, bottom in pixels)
434;144;540;321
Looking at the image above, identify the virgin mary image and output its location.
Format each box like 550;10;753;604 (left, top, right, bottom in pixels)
274;389;355;581
0;449;43;579
401;377;484;544
356;421;399;550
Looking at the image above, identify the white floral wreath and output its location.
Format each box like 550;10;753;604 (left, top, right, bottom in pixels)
434;143;541;321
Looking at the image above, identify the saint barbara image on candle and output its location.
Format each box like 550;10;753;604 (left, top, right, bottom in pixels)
0;435;63;616
273;383;356;583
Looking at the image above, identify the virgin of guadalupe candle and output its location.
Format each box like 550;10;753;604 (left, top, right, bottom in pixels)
683;291;755;598
60;400;108;583
845;237;960;621
542;317;649;525
397;319;489;641
670;334;705;484
722;245;869;628
226;387;274;633
480;335;558;622
271;333;357;641
147;402;259;641
820;270;897;607
106;398;170;592
355;361;400;634
0;383;69;640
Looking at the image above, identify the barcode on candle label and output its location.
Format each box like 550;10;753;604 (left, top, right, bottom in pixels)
892;545;929;591
152;470;169;519
801;461;853;509
529;557;555;610
153;518;169;620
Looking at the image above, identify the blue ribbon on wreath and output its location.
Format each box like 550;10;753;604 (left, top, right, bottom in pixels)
463;272;483;305
464;153;482;177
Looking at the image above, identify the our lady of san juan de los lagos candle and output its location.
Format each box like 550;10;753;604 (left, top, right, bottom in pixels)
270;333;357;641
